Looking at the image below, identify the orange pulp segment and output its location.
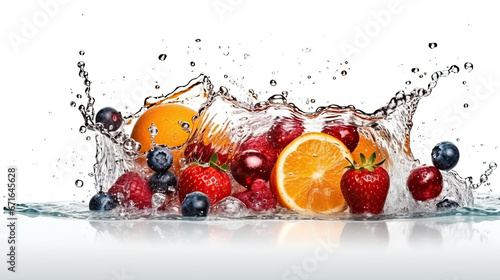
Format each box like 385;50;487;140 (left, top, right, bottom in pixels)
270;132;353;213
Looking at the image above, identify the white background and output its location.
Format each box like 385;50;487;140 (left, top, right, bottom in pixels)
1;0;500;279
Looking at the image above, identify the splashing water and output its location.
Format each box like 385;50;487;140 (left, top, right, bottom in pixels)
7;52;499;220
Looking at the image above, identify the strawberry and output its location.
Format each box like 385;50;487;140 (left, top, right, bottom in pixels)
179;154;232;205
340;153;390;214
233;179;277;211
108;171;152;209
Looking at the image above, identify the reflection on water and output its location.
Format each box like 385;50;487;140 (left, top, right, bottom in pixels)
88;216;498;248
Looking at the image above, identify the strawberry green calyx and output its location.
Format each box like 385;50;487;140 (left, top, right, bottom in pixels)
345;152;385;172
209;153;230;172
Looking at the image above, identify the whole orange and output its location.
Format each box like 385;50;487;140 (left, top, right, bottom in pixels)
131;104;197;153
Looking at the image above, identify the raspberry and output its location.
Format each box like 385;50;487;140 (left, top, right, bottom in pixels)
108;172;152;209
234;179;277;211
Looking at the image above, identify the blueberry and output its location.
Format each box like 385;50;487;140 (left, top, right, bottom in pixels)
89;191;118;211
147;145;173;172
431;141;459;171
95;107;123;131
149;171;178;194
436;199;460;210
181;192;210;217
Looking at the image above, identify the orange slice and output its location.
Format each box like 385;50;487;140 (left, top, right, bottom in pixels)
270;132;353;213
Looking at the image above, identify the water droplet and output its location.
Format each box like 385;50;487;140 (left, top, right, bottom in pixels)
155;85;160;89
148;123;159;137
311;99;315;103
223;52;230;56
158;54;167;61
419;74;424;78
341;70;347;76
79;126;87;133
480;174;488;184
462;81;467;85
490;162;497;170
405;81;411;85
464;103;469;108
70;101;76;107
428;42;438;49
307;75;311;79
450;65;460;73
312;154;318;157
79;50;85;55
75;179;84;187
249;89;254;94
282;91;288;97
224;74;228;78
456;138;460;142
332;76;336;80
76;94;82;99
464;62;473;72
195;39;201;43
243;53;250;59
411;68;419;73
77;61;85;68
86;136;91;141
88;173;94;177
180;122;191;132
345;61;348;64
190;61;195;67
270;79;277;86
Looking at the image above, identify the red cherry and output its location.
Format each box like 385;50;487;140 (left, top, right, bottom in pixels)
407;166;443;201
268;117;304;150
322;124;359;152
230;151;271;188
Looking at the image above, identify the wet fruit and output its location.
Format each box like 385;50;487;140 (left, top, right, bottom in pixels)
407;166;443;201
182;192;211;217
234;179;277;211
231;151;271;188
146;145;174;172
268;117;305;151
108;172;152;209
184;142;228;165
131;104;197;153
149;171;178;195
436;199;460;210
179;154;232;205
340;153;390;214
322;124;359;152
431;141;459;171
239;134;279;166
270;132;352;213
95;107;123;131
89;191;118;211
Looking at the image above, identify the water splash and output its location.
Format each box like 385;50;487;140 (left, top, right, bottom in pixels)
64;58;499;217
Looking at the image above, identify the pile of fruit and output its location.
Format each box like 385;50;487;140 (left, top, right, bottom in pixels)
89;104;461;217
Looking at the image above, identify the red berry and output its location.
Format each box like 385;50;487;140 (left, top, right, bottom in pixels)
322;124;359;152
239;135;279;165
184;142;228;165
407;166;443;201
178;157;232;205
231;151;271;188
340;153;390;214
268;117;305;150
108;172;152;209
234;179;277;211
